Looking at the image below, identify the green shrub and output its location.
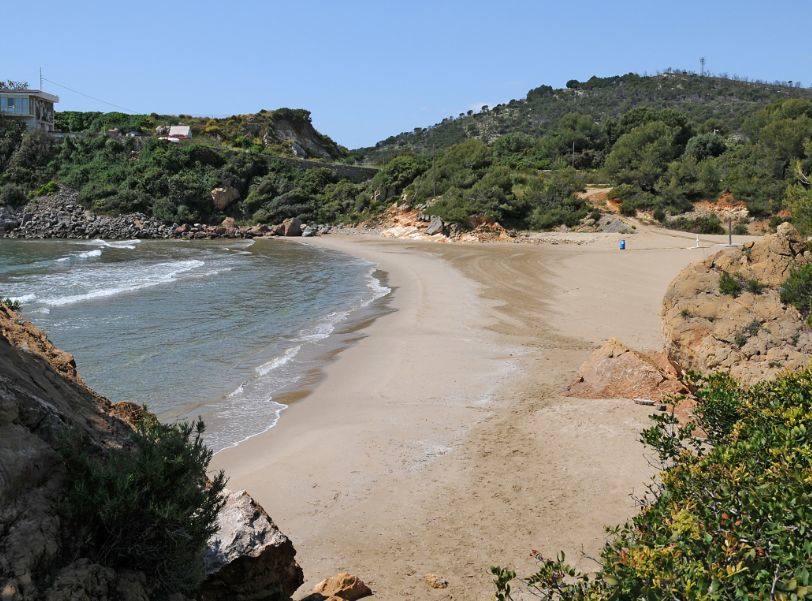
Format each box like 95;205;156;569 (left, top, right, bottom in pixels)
32;180;58;197
0;183;27;207
492;370;812;599
719;271;742;296
59;416;227;595
733;222;750;235
780;264;812;316
669;213;724;234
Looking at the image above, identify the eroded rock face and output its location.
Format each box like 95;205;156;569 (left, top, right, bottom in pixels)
567;338;687;401
211;187;240;211
662;223;812;384
200;489;303;601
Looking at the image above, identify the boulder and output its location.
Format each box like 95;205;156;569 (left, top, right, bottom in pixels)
662;223;812;385
200;489;303;601
567;338;687;401
425;216;444;236
247;224;270;237
211;187;240;211
221;217;237;231
282;217;302;237
302;226;316;237
312;573;372;600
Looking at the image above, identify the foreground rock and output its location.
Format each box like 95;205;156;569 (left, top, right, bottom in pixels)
662;223;812;385
309;573;372;600
567;338;687;402
0;307;301;600
200;489;303;601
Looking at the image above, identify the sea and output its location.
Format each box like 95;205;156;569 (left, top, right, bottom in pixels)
0;237;389;452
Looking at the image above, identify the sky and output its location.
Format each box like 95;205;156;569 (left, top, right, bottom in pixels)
6;0;811;149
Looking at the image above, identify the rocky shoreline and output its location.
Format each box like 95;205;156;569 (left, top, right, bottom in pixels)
0;189;338;241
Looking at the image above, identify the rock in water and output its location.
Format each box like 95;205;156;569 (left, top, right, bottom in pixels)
662;223;812;384
567;338;687;401
302;225;316;237
282;217;302;237
200;489;303;601
311;572;372;600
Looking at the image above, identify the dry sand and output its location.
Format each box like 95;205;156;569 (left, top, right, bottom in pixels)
212;226;739;600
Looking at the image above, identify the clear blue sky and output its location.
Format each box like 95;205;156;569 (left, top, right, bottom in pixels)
7;0;811;148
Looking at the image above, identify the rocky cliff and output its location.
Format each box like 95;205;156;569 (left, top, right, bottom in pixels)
0;306;302;600
662;223;812;384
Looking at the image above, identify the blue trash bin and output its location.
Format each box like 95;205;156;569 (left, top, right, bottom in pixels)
619;239;626;250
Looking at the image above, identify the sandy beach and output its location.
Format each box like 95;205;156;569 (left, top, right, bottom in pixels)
212;227;736;599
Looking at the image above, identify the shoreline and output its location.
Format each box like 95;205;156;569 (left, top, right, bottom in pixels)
213;228;735;598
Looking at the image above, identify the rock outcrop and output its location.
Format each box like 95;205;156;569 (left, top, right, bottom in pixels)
0;308;302;600
200;490;303;600
662;223;812;384
211;187;240;211
567;338;687;401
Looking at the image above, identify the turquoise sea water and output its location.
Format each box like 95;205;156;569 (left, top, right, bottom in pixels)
0;238;388;451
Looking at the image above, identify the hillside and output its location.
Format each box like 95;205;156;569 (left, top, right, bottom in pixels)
56;107;347;160
355;72;812;163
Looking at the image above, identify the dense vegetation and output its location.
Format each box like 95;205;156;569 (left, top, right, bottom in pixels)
1;71;811;232
493;369;812;599
59;415;226;596
357;71;812;163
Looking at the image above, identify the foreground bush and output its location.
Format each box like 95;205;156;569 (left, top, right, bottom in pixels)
492;369;812;599
60;416;227;595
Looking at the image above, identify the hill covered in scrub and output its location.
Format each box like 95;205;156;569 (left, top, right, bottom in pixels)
354;71;812;163
56;107;347;160
0;70;811;236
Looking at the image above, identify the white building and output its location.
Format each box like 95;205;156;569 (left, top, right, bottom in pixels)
0;89;59;132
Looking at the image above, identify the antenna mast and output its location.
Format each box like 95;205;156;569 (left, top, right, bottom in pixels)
39;67;43;90
700;57;706;77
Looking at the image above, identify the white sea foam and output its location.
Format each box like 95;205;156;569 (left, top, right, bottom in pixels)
82;239;142;250
227;383;245;398
294;310;350;343
363;267;391;305
255;345;301;377
55;249;102;262
39;259;204;306
9;293;36;303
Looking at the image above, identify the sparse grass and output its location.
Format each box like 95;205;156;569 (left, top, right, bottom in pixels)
745;279;764;294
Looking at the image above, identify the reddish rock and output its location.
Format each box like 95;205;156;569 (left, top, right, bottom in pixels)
662;223;812;384
567;338;687;401
312;572;372;600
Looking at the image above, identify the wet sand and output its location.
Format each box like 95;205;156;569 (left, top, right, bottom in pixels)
212;227;736;599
